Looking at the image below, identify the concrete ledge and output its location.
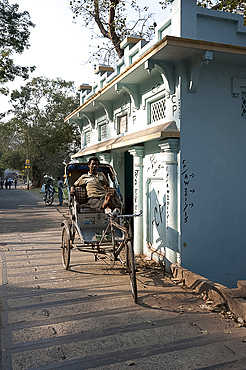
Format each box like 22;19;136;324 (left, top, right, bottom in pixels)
171;263;246;321
146;244;165;265
238;280;246;292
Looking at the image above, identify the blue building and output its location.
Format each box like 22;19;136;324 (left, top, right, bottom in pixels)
65;0;246;288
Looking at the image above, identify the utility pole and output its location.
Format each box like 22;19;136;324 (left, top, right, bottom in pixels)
25;159;30;190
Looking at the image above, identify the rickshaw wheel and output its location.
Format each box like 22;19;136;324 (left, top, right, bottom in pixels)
118;244;127;269
69;221;75;243
62;226;71;269
127;241;138;303
103;251;115;269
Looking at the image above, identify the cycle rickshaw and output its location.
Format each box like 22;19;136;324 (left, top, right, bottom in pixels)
61;162;142;303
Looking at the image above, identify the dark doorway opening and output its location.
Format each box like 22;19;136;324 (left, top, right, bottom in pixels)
124;151;133;215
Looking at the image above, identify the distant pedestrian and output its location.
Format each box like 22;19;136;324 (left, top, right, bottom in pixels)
14;178;17;189
57;176;63;206
5;179;8;189
0;178;3;189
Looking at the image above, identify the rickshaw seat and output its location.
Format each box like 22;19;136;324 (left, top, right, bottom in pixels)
67;164;120;212
74;186;88;204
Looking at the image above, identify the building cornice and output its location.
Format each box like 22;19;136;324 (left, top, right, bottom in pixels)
65;35;246;122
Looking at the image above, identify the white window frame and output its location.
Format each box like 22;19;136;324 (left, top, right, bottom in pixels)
117;114;128;135
83;124;91;146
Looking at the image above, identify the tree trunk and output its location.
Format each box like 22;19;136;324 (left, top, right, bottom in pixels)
31;163;43;188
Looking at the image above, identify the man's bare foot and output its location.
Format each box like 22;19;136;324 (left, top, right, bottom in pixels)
102;193;116;210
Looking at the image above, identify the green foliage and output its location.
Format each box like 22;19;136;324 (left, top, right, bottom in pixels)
0;118;25;176
0;0;35;94
0;147;25;170
0;77;80;187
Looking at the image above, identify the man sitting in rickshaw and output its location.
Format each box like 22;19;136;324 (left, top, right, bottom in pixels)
70;157;121;214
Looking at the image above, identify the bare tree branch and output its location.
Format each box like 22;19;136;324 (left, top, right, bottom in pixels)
70;0;155;64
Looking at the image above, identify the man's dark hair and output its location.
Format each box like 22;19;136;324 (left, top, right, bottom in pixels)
88;157;100;165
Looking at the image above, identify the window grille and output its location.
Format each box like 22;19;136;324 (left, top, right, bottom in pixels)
242;94;246;118
99;123;107;141
85;131;90;145
150;98;166;122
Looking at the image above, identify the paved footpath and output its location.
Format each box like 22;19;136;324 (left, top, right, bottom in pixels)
0;187;246;370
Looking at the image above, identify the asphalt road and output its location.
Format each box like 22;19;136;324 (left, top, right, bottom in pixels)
0;187;246;369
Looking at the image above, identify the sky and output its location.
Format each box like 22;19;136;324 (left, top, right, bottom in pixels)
0;0;170;114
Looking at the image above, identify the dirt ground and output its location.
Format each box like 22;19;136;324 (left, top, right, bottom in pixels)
0;187;245;369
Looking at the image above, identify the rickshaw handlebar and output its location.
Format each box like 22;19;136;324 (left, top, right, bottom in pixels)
117;210;142;218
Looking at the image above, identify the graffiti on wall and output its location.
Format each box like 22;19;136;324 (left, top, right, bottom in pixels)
182;159;195;223
166;168;170;225
151;83;161;94
148;181;166;250
134;168;139;212
171;95;181;119
147;154;163;177
152;201;166;228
